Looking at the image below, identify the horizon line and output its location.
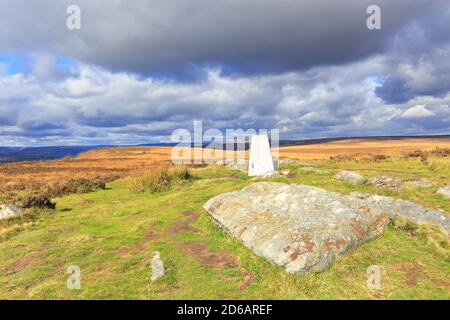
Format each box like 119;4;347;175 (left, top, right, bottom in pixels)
1;133;449;148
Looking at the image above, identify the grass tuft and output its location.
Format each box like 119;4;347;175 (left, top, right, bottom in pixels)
392;217;449;258
127;166;194;193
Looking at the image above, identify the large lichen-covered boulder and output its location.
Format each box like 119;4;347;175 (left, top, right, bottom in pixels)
204;182;389;275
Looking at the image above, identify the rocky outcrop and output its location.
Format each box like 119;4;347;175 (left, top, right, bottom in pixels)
402;180;433;189
367;176;434;191
204;182;389;275
437;186;450;198
0;204;22;221
367;176;402;191
351;193;449;232
335;170;366;185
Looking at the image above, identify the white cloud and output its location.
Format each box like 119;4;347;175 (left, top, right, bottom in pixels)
0;56;449;146
401;105;436;118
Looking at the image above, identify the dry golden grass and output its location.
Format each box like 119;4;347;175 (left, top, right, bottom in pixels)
279;138;450;160
1;138;449;200
0;146;173;197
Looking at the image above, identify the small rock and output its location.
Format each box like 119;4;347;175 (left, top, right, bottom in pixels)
437;186;450;198
215;159;234;166
300;167;329;174
367;176;402;191
0;204;23;221
261;170;279;178
226;160;249;173
151;251;165;282
403;180;433;189
280;169;290;176
279;159;298;165
335;170;366;185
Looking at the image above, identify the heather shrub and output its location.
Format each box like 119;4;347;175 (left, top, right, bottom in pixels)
13;192;56;209
48;178;107;197
171;166;194;182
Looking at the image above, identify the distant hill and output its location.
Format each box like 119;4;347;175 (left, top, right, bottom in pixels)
0;134;448;163
0;146;102;163
278;134;450;147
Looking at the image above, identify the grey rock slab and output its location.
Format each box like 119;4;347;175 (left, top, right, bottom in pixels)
351;192;449;232
402;180;434;189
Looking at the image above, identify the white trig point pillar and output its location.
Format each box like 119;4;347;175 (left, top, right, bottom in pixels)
248;134;275;176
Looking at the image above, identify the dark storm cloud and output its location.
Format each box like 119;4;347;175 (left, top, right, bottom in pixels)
0;0;447;77
374;8;450;103
375;77;412;104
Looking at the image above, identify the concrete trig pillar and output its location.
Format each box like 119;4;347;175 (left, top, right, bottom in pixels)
248;134;275;176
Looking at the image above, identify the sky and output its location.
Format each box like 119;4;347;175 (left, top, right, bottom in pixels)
0;0;449;146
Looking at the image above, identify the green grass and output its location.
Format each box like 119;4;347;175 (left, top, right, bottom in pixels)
0;161;449;300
